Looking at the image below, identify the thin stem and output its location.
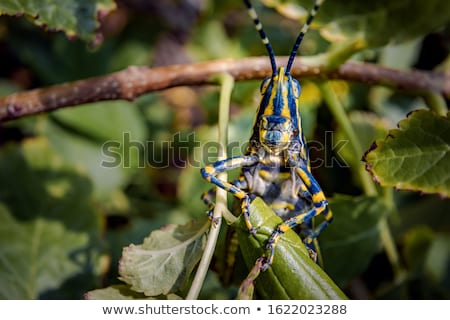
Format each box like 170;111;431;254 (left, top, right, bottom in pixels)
318;81;377;196
380;186;404;279
1;57;448;121
215;73;239;224
186;73;234;300
319;81;403;279
378;218;403;278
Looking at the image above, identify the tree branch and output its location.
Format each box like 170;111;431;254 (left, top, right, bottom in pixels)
0;56;448;122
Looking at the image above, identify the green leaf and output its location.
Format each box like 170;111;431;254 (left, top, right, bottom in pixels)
85;284;182;300
41;101;148;203
86;285;150;300
51;101;148;143
0;0;116;42
0;137;104;298
320;195;386;286
363;110;450;197
118;220;209;297
0;205;89;299
0;137;101;233
234;198;347;299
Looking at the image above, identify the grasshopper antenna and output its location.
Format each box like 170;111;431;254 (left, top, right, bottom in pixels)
243;0;278;75
286;0;324;74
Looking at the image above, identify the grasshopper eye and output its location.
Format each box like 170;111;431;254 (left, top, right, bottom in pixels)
260;76;271;94
292;79;301;98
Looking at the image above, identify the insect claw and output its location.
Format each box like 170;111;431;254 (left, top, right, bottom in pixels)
307;248;318;263
259;256;271;272
211;216;221;226
206;210;221;226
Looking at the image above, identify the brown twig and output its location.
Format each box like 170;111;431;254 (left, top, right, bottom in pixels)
0;56;448;122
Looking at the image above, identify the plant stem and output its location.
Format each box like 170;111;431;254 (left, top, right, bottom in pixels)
1;58;449;121
318;80;403;279
318;81;377;196
186;73;234;300
378;218;402;277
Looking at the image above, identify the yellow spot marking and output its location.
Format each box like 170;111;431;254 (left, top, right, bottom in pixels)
316;206;325;215
278;172;290;179
204;166;215;174
235;190;247;199
259;170;290;182
258;170;272;180
298;169;311;187
312;191;326;203
271;202;295;211
324;210;333;220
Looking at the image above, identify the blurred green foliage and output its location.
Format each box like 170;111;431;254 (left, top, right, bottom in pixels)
0;0;449;299
0;0;116;42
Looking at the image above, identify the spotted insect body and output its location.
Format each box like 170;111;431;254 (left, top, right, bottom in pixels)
201;0;331;270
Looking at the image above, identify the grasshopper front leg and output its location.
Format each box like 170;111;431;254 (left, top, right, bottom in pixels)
201;155;259;232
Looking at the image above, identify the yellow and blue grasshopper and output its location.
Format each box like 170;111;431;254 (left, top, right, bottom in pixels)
201;0;332;270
